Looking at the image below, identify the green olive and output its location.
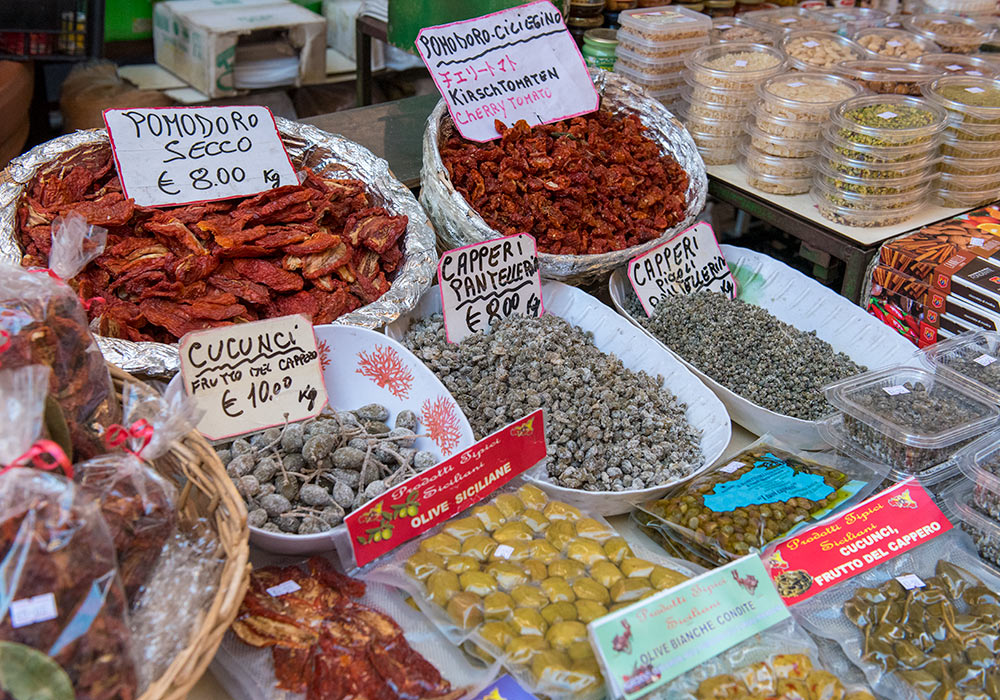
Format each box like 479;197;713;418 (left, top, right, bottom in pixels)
404;551;444;581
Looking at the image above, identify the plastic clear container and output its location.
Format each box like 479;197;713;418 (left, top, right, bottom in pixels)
834;59;945;95
821;143;940;181
710;16;776;45
939;132;1000;158
816;7;889;36
742;7;840;33
616;29;710;58
955;431;1000;521
916;52;997;79
619;5;714;43
931;183;1000;207
904;14;995;55
614;44;689;76
938;153;1000;175
934;169;1000;193
811;176;931;210
746;121;818;157
683;92;752;119
922;75;1000;128
852;27;940;61
689;128;742;165
920;0;996;15
752;101;825;139
614;60;687;91
781;29;872;70
684;42;786;89
571;0;606;15
740;161;813;194
681;110;746;136
823;366;1000;472
814;199;924;227
831;94;949;147
757;72;865;121
739;139;815;177
814;158;933;195
923;330;1000;401
822;127;942;165
683;74;760;105
948;486;1000;570
883;13;905;30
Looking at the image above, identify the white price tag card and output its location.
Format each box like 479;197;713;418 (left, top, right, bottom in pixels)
970;237;986;247
103;106;298;207
974;353;997;366
719;460;744;474
896;574;925;590
883;385;910;396
10;593;58;628
439;233;543;343
266;580;302;597
877;111;898;119
179;314;329;440
415;1;598;142
627;222;736;317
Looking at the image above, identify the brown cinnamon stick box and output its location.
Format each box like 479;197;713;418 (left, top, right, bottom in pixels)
880;216;1000;282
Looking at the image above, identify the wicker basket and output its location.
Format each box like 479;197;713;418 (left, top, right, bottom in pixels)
107;365;251;700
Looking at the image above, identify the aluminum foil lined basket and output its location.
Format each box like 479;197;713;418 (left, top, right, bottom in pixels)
420;69;708;286
0;118;438;377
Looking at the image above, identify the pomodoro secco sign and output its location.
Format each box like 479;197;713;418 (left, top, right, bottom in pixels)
415;1;598;142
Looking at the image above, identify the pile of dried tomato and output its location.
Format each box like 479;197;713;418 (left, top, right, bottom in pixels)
16;152;408;343
439;111;689;256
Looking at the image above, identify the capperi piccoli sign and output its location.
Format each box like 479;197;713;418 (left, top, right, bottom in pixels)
415;1;599;142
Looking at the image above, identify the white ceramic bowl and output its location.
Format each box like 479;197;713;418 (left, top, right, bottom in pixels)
248;325;475;554
609;244;916;449
385;281;731;515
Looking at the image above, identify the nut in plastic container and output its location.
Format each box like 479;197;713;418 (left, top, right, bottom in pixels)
757;72;865;122
781;30;871;70
831;94;949;147
684;42;786;90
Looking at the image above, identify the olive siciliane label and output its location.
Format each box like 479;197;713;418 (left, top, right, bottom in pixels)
438;233;543;343
179;314;328;441
763;480;952;604
589;555;789;700
102;105;297;207
627;222;736;318
345;410;546;567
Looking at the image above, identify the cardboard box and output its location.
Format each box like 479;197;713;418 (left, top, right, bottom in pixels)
153;0;325;98
877;211;1000;283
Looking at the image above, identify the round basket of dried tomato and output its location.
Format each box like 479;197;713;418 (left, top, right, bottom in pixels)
422;69;707;285
0;119;437;376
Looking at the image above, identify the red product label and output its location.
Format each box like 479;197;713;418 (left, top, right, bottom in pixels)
346;410;547;567
762;480;951;605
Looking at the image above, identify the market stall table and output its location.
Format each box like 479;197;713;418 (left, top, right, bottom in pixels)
707;163;973;303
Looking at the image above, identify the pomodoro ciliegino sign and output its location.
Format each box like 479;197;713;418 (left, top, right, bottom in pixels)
414;1;599;142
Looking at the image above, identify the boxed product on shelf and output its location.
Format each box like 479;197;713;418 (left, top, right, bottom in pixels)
877;219;1000;280
872;264;932;304
939;292;1000;333
867;285;933;345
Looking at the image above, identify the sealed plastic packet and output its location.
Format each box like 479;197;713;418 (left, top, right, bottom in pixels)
74;376;200;604
366;479;699;700
0;469;137;700
644;617;876;700
636;436;887;566
0;365;56;468
0;211;119;460
765;478;1000;700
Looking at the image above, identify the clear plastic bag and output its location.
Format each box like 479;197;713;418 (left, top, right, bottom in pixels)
645;617;876;700
365;480;701;700
0;468;136;700
0;365;53;466
793;529;1000;700
74;376;199;603
0;213;117;461
636;437;888;566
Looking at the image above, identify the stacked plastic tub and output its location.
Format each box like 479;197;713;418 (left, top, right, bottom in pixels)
709;16;776;45
919;0;996;17
741;72;863;195
921;331;1000;570
904;14;995;55
680;42;785;165
812;94;949;227
819;365;1000;500
916;52;999;79
612;6;711;113
816;6;890;37
922;75;1000;207
739;7;840;36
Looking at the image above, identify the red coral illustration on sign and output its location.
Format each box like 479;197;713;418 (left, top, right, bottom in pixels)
317;339;332;372
421;395;462;455
356;344;414;399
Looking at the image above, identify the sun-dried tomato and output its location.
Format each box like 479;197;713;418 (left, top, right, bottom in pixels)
439;111;689;256
16;166;408;342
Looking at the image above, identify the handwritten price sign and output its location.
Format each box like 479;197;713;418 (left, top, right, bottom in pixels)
628;222;736;317
178;314;328;440
415;0;598;142
439;233;544;343
103;105;298;207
